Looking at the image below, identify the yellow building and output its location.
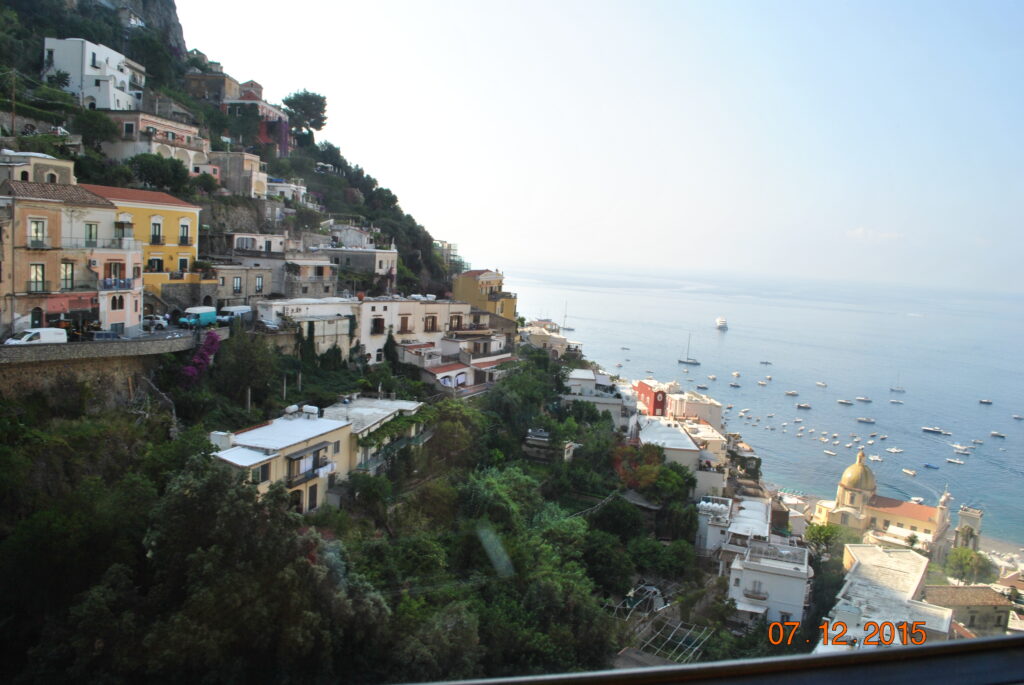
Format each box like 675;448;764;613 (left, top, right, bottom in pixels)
211;405;353;513
812;449;952;557
452;269;517;320
81;184;218;314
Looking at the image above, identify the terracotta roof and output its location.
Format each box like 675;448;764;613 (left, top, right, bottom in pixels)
951;621;977;639
400;342;435;350
868;494;938;522
1;180;115;207
425;362;469;375
458;269;500;279
999;571;1024;591
924;585;1013;607
80;184;200;209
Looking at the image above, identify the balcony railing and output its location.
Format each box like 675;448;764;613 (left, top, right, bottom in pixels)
26;280;51;293
60;279;98;292
397;327;415;334
99;278;134;291
169;271;184;280
178;236;192;246
150;235;164;245
62;237;140;250
285;274;333;282
26;238;51;249
285;458;332;488
743;588;769;601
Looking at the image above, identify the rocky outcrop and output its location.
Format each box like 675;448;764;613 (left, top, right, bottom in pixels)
120;0;189;56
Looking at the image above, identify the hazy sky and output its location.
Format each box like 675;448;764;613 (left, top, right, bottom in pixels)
176;0;1024;292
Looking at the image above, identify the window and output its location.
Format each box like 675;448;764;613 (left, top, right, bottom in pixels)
125;122;135;135
925;528;931;534
371;318;386;335
151;222;162;244
780;613;792;623
20;171;28;181
840;513;849;525
46;172;57;183
85;223;98;246
179;224;190;244
167;131;176;141
255;275;263;293
111;295;124;311
94;79;101;87
133;265;141;279
910;525;918;531
333;441;340;454
29;264;45;292
968;614;976;627
375;348;384;362
733;577;740;587
379;260;383;269
250;463;270;484
424;315;437;332
178;258;188;272
870;517;877;526
324;285;330;292
308;483;318;512
399;315;412;333
46;49;54;65
60;263;73;290
232;276;242;294
301;286;308;294
219;277;225;286
883;520;890;528
849;493;856;505
91;52;97;68
29;219;46;245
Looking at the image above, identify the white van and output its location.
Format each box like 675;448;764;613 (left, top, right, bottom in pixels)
4;328;68;345
217;305;253;324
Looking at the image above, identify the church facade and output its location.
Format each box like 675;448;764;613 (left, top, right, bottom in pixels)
812;449;953;560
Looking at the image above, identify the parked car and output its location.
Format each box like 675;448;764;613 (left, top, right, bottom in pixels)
143;315;167;331
49;126;70;137
85;330;124;341
257;318;280;332
4;328;68;345
178;306;217;328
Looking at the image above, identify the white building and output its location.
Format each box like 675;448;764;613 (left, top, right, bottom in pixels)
666;390;724;429
323;396;430;476
520;325;582;358
43;38;145;110
815;545;952;652
561;368;636;429
637;417;728;498
681;419;729;462
727;542;813;625
267;177;316;209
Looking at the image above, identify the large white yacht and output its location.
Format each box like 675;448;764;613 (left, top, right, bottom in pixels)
715;316;728;330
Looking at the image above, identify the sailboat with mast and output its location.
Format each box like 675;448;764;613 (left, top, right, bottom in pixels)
561;302;574;332
678;333;700;366
890;372;906;393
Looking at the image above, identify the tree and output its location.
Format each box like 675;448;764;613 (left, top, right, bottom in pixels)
188;172;218;195
46;70;70;88
804;523;843;559
128;154;189;194
283;90;327;138
71;110;118;150
906;533;919;550
590;496;644;544
946;547;982;585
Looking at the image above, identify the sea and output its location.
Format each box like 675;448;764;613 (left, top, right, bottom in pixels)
505;268;1024;547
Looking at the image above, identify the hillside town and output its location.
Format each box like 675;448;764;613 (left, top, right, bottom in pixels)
0;8;1020;682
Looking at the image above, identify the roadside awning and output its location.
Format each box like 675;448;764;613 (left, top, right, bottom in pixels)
734;600;768;614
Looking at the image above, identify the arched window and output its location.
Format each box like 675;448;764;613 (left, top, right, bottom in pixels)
46;172;57;183
20;171;29;181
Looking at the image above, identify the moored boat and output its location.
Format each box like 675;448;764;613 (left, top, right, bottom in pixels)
868;454;883;462
979;399;993;405
715;316;728;330
729;382;741;388
886;447;903;454
857;417;876;424
696;384;708;390
816;381;827;387
785;390;799;396
796;403;811;410
837;399;853;405
855;397;872;403
922;426;944;434
924;463;939;469
991;431;1006;438
824;450;837;456
890;399;904;405
903;468;917;476
947;458;965;464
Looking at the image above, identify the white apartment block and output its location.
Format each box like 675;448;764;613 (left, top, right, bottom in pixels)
43;38;145;111
666;390;724;429
637;417;728;498
727;542;813;625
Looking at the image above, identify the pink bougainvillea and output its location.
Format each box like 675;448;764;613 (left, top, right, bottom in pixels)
181;331;221;386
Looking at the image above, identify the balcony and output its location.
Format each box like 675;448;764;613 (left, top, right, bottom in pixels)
62;237;140;250
26;238;51;249
285;274;333;283
488;290;517;301
60;279;99;292
25;281;51;293
397;327;415;334
99;278;134;291
150;235;164;245
169;271;185;280
285;458;332;488
743;588;769;601
179;236;192;246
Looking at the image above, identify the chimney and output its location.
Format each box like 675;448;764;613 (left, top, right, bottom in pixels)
209;431;234;451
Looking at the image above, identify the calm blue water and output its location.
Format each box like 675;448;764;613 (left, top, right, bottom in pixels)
506;268;1024;545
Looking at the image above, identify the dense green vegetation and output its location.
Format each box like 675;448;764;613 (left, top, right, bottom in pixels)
0;333;749;681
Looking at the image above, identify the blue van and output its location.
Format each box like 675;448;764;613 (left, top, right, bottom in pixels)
178;306;218;328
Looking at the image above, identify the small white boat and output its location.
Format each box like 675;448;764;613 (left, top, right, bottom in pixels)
785;390;799;396
816;381;827;387
991;431;1006;438
796;403;811;410
886;447;904;454
972;439;984;445
793;418;803;423
947;458;965;465
857;417;876;424
757;380;767;386
903;469;917;477
910;497;924;504
708;374;717;381
732;371;741;377
1013;415;1023;420
979;399;993;405
922;426;944;434
824;450;837;456
845;443;853;448
766;375;772;381
867;439;875;445
889;399;904;405
856;397;872;403
868;454;883;462
952;447;971;455
729;382;741;388
696;384;708;390
879;435;888;440
837;399;853;405
716;316;728;330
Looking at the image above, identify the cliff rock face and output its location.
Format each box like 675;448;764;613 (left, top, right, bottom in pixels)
119;0;188;56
